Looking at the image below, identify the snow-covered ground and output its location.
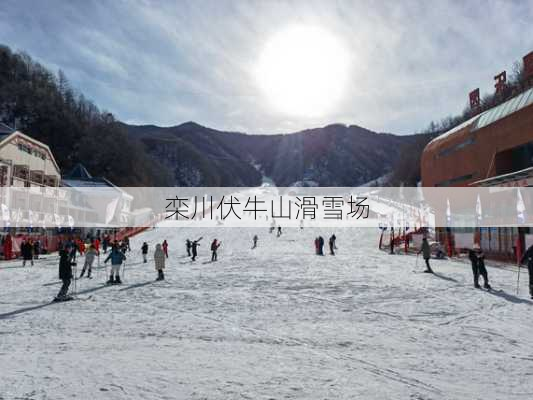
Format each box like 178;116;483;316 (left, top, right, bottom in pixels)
1;227;533;400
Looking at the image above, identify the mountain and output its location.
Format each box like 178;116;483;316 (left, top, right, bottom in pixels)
1;43;425;188
122;121;422;187
0;44;171;187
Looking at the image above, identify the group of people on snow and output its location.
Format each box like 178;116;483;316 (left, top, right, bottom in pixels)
314;234;337;256
49;226;533;301
1;235;43;264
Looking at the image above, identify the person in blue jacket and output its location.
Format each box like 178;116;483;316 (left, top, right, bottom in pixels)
104;244;126;284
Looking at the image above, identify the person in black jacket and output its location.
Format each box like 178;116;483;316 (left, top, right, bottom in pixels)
191;240;200;261
318;236;325;256
329;234;337;255
468;245;491;289
21;239;34;267
141;242;149;263
521;243;533;299
55;247;75;301
186;239;192;256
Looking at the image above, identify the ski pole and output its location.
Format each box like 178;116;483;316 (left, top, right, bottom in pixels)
72;261;78;298
517;263;521;295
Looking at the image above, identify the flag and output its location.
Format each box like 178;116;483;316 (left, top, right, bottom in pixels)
105;196;120;225
446;198;451;225
476;194;482;224
517;188;526;224
1;203;9;222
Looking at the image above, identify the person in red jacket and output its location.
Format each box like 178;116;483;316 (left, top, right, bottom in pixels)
162;240;168;258
93;237;100;255
78;239;85;255
211;239;221;261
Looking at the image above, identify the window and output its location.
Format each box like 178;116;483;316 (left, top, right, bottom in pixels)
435;173;476;187
438;136;475;158
495;141;533;175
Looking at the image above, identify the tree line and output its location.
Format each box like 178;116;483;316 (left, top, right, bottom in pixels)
0;44;171;186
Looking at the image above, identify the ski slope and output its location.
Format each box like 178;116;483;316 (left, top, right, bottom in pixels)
1;227;532;400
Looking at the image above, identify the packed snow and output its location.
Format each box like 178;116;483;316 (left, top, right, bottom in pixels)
1;227;533;400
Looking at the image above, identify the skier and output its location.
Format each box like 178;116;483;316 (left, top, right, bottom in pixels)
329;234;337;255
191;239;200;261
102;234;109;254
55;245;75;301
277;226;282;237
469;244;491;289
21;238;34;267
314;237;320;255
162;240;169;258
104;244;126;284
77;238;85;256
418;237;433;273
93;237;100;254
33;239;41;259
79;244;97;279
154;243;165;281
141;242;149;263
123;236;131;252
390;227;395;255
119;240;128;254
211;239;221;261
186;239;192;256
520;243;533;299
252;235;258;249
68;239;78;262
269;221;275;234
318;236;325;256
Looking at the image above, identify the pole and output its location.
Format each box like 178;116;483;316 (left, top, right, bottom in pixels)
72;261;78;298
517;264;521;295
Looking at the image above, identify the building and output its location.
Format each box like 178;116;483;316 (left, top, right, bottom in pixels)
62;163;134;226
420;87;533;262
421;87;533;188
0;123;65;226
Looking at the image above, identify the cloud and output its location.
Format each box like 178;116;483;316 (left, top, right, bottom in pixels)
1;0;532;135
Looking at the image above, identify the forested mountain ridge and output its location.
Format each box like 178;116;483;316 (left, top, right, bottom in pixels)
123;122;425;187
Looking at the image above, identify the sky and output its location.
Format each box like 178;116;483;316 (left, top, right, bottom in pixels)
1;0;532;135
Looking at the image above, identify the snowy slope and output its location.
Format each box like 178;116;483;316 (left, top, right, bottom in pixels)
1;227;532;400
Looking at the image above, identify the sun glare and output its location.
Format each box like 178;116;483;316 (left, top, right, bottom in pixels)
255;25;350;118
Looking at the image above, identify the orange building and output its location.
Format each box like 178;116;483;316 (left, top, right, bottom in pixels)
420;85;533;262
421;87;533;188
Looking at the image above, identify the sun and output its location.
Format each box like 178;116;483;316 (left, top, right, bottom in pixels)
255;25;351;118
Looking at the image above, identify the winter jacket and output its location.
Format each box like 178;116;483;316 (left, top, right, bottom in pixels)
59;250;74;280
21;242;33;259
421;240;431;259
105;249;126;265
468;249;478;265
141;243;149;254
521;245;533;266
85;248;97;263
154;245;165;270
